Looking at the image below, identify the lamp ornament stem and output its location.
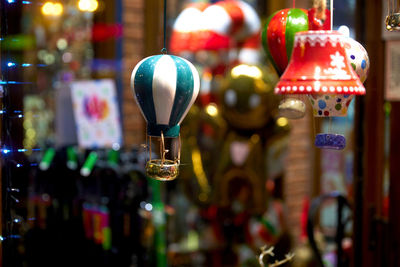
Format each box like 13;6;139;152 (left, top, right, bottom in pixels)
313;0;327;21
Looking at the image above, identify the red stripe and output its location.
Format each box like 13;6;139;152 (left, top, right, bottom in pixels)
267;9;289;72
217;1;244;34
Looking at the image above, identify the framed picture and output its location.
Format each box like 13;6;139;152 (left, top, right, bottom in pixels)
70;79;123;148
385;40;400;101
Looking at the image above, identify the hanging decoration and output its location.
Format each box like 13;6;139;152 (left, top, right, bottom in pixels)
274;30;367;149
131;55;199;181
386;0;400;31
169;2;209;56
307;36;369;118
169;0;262;108
197;0;260;56
262;7;309;119
131;0;199;181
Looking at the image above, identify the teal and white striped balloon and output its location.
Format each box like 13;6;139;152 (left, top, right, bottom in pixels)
131;54;200;138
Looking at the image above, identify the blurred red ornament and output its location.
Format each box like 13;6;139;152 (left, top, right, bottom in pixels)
169;2;209;54
195;0;260;52
274;31;365;95
92;23;123;42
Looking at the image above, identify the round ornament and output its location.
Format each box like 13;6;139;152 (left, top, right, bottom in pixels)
261;8;309;75
219;64;277;130
342;37;370;83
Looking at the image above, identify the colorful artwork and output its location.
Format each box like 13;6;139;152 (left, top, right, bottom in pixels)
71;79;122;148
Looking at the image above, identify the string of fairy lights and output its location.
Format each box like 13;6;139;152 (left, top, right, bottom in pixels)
0;0;101;247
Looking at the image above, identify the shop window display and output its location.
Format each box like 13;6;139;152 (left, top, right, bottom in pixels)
1;0;381;267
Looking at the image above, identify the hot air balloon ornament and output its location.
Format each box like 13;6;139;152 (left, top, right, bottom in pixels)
130;0;200;181
131;54;199;181
262;7;309;119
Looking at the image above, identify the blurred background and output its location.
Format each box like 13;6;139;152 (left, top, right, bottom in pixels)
0;0;395;266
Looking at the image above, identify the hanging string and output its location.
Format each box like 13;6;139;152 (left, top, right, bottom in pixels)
293;0;296;8
330;0;333;30
161;0;168;54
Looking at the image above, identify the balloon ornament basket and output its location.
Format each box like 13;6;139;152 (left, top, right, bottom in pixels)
145;132;181;181
146;159;179;181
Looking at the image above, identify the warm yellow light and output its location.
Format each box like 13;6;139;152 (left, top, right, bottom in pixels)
53;3;63;15
41;2;63;16
231;64;262;79
78;0;99;12
276;117;289;127
205;103;218;117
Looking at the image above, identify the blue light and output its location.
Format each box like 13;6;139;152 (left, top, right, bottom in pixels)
31;148;41;151
30;163;38;167
13;110;22;113
0;81;33;85
18;114;23;118
17;149;27;152
0;110;4;114
7;62;16;67
22;1;32;4
21;63;32;67
2;149;11;154
16;164;22;167
7;0;16;3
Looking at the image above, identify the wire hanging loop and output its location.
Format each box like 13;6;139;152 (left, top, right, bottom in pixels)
149;135;152;162
161;0;168;54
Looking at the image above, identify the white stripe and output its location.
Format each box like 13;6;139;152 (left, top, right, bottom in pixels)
152;55;177;125
130;56;151;123
236;1;260;38
201;5;232;34
178;58;200;125
238;48;260;65
173;7;204;32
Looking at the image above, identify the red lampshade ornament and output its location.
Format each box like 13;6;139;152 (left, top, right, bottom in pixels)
274;30;366;149
274;31;365;95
